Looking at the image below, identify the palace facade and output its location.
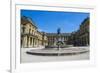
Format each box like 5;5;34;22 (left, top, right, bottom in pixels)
21;16;89;48
21;16;48;48
68;17;89;46
78;17;89;46
46;33;71;47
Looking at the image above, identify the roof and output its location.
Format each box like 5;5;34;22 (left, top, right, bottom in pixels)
21;16;38;29
46;33;71;36
81;17;89;26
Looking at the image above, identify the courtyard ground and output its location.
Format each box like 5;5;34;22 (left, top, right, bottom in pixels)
21;47;89;63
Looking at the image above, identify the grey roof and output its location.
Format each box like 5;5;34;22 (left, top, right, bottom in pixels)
46;33;71;36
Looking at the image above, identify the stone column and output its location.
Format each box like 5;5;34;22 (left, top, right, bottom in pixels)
28;37;30;48
21;37;23;48
32;38;34;47
26;36;29;47
34;39;36;47
23;36;26;47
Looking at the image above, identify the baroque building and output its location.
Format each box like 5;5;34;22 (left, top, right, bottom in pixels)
79;17;89;46
21;16;48;48
69;17;89;46
46;33;71;47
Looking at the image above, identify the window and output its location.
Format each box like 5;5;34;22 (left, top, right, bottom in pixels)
22;26;25;33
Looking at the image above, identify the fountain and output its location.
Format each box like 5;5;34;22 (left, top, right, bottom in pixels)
26;28;89;56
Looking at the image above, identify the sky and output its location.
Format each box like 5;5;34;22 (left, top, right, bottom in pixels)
21;9;89;33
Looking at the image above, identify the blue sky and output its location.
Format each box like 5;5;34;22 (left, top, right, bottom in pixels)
21;9;89;33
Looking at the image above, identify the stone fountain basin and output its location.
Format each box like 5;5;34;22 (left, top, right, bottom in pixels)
26;47;89;56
